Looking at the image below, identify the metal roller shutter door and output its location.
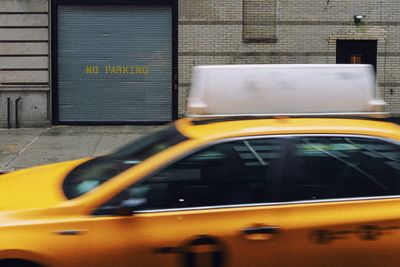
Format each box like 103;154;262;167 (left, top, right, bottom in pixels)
57;5;172;122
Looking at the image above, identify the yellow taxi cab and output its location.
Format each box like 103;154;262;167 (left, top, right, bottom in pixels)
0;64;399;267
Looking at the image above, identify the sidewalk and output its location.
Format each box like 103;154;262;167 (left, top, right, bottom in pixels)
0;125;166;173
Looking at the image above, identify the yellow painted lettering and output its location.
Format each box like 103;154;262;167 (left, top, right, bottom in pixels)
93;66;99;74
102;65;148;75
86;66;93;74
105;65;111;74
85;65;99;74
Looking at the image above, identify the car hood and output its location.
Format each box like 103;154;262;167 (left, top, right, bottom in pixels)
0;159;87;211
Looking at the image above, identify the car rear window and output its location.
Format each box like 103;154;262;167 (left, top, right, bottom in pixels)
284;136;400;201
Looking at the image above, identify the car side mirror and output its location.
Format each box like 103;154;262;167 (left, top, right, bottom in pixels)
114;198;147;216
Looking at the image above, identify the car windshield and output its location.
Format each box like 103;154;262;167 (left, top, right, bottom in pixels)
63;125;188;199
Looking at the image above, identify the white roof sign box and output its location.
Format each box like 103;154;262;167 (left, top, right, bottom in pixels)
186;64;387;118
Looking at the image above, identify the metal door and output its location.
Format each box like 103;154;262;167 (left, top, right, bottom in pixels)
57;5;173;122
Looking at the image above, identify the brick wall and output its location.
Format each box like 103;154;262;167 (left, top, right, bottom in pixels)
243;0;277;42
178;0;400;116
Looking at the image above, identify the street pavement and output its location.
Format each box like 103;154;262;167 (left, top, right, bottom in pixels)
0;125;166;173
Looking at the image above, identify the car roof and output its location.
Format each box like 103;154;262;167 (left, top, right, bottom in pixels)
175;117;400;141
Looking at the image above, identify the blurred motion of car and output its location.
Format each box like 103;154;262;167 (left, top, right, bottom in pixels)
0;64;399;267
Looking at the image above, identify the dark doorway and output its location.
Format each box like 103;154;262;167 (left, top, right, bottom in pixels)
336;40;377;72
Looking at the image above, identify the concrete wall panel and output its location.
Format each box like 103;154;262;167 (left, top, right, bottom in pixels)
0;57;48;69
0;14;48;27
0;29;48;41
0;0;48;13
0;71;49;83
0;91;49;128
0;43;48;55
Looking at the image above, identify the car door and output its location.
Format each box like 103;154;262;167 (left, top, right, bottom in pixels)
76;136;290;267
276;135;400;267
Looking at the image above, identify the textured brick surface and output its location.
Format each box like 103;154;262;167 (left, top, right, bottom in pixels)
243;0;277;41
179;0;400;116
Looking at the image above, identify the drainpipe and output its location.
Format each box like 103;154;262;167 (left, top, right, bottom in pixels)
15;97;21;129
7;97;11;129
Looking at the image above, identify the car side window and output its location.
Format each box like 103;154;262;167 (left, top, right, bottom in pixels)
96;138;286;214
284;136;400;202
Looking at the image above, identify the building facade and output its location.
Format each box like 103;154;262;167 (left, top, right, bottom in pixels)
1;0;399;127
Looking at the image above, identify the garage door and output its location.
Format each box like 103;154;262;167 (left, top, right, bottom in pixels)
57;5;172;122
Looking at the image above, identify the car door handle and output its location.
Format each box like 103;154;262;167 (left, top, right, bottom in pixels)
242;226;280;240
55;229;87;235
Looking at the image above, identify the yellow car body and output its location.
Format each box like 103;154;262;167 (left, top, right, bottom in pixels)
1;117;400;267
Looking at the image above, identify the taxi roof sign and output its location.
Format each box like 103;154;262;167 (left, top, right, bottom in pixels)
186;64;388;118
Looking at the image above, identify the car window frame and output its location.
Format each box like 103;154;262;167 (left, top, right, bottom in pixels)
93;133;400;216
92;135;292;216
281;134;400;205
